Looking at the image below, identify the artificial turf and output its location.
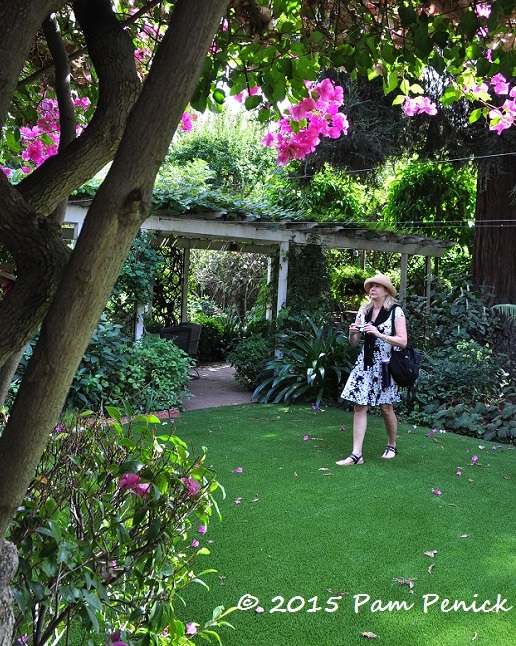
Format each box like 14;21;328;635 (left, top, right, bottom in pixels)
174;404;516;646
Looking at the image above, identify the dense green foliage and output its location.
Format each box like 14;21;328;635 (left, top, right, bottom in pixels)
330;264;371;311
67;324;192;413
8;408;229;646
393;276;516;441
106;232;164;335
253;317;357;407
226;334;275;390
166;109;275;195
382;162;476;249
192;314;226;363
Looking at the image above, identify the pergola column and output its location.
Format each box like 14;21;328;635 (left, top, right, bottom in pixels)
266;257;273;321
276;241;290;317
181;247;191;322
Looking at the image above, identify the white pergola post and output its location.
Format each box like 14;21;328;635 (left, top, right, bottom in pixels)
134;304;145;340
276;241;290;318
266;256;273;321
425;256;432;312
181;247;191;322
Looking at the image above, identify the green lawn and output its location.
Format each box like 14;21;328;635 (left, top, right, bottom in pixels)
174;404;516;646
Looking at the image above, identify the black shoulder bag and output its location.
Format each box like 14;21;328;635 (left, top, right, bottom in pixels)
389;307;422;390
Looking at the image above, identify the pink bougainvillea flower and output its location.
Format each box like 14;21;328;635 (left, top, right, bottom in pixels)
185;622;198;636
339;426;345;432
235;467;243;473
181;476;201;496
490;73;510;95
198;525;207;534
456;471;462;476
471;455;479;463
118;473;141;490
403;95;438;117
431;488;442;496
108;630;129;646
133;482;151;498
191;539;200;548
475;2;492;18
303;435;310;441
255;606;265;614
234;498;242;504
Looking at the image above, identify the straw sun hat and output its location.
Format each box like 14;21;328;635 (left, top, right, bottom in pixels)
364;274;397;297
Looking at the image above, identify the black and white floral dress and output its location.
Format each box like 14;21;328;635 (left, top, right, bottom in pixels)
341;306;405;406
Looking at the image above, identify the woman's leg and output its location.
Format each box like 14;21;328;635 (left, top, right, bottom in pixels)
336;404;368;465
380;404;397;458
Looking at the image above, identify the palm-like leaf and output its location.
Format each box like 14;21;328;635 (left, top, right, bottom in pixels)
253;317;356;406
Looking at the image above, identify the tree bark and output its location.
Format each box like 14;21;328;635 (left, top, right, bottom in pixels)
0;0;228;538
473;154;516;305
0;540;18;646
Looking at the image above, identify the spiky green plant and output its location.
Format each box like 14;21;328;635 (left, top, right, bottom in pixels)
253;318;356;407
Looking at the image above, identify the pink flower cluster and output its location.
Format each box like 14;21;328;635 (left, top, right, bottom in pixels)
486;74;516;135
262;79;349;165
2;92;91;176
402;96;438;117
118;472;151;498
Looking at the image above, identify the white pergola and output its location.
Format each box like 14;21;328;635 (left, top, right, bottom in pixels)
65;203;454;336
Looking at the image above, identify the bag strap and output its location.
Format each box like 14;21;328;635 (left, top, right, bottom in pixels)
390;305;397;336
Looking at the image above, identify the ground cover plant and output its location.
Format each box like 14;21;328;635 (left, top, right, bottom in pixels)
173;404;516;646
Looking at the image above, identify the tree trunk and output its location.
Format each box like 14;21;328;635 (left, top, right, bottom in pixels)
0;540;18;646
473;154;516;305
0;0;228;538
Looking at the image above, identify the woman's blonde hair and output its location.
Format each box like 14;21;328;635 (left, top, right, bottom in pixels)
360;294;397;315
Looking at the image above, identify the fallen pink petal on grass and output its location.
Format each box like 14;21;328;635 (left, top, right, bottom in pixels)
431;488;442;496
303;435;310;441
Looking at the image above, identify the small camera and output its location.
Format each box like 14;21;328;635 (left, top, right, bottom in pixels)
357;325;365;333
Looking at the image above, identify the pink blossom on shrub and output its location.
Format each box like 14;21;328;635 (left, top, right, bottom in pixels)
118;473;141;490
181;476;201;496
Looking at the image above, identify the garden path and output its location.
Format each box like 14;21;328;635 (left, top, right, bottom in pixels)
181;362;254;411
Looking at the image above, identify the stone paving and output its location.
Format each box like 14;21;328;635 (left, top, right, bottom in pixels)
181;362;254;411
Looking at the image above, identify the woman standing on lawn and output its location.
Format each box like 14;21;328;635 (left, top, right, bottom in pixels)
336;274;407;466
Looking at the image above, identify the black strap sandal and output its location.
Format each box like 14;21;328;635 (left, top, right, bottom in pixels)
382;444;398;457
336;453;364;466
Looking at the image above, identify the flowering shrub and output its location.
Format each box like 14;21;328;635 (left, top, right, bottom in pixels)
8;408;233;645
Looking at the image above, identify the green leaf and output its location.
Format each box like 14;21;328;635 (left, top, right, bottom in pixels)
468;108;483;124
459;10;480;40
398;5;418;27
212;88;225;105
244;95;262;110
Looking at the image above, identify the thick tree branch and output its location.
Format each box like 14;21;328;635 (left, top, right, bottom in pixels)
0;176;71;372
17;0;141;216
43;13;77;225
0;0;66;128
